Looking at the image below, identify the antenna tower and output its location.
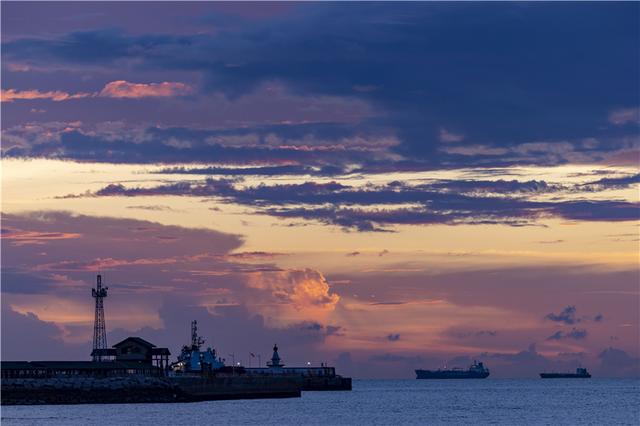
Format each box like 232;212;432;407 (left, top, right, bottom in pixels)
191;320;205;350
92;274;108;361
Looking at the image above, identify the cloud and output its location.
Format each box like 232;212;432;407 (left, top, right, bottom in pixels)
157;164;346;177
448;329;498;339
2;80;192;104
439;128;464;143
1;301;88;360
546;328;588;341
597;347;640;377
2;4;638;168
98;80;193;98
545;306;579;325
608;107;640;125
1;227;82;246
246;268;340;311
386;333;401;342
1;88;91;102
3;121;394;165
580;173;640;191
75;178;639;232
125;205;176;211
6;62;32;72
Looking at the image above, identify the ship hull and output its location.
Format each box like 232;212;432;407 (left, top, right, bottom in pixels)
540;373;591;379
415;370;490;379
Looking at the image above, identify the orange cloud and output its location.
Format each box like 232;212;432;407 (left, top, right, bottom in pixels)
98;80;193;98
247;268;340;311
1;228;82;246
1;80;192;103
0;89;91;103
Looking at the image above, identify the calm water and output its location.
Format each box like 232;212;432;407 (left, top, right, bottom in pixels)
2;379;639;425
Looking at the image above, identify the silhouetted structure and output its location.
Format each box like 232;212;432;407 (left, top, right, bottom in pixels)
267;344;284;368
91;274;108;361
4;337;170;378
246;344;352;390
416;360;490;379
91;337;171;371
540;367;591;378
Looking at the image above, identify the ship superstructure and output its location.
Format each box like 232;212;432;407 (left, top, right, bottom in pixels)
171;320;225;373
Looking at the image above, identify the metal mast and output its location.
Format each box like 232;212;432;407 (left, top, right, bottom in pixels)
92;274;108;361
191;320;205;350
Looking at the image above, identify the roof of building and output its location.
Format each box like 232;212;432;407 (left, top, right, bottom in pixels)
112;337;156;348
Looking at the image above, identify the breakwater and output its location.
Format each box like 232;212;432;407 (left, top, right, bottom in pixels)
1;375;301;405
302;375;352;391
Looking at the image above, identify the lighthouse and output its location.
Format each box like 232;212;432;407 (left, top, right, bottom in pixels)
267;344;284;368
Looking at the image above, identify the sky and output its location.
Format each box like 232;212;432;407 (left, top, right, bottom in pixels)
1;2;639;378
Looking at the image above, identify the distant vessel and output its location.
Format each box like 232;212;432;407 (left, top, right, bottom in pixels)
540;367;591;379
416;361;490;379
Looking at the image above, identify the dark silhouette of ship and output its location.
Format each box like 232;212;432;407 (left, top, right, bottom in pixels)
540;367;591;379
415;361;490;379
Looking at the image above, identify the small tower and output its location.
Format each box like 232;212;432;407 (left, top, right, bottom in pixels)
267;344;284;368
91;274;108;362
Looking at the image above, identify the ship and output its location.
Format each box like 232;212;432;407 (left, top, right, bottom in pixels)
171;320;226;374
540;367;591;379
415;361;490;379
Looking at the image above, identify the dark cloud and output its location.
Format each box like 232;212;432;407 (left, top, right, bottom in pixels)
546;328;588;341
369;353;425;364
125;205;176;211
386;333;400;342
597;347;640;377
449;330;498;339
3;122;393;166
3;3;638;168
1;302;89;360
1;268;61;294
545;306;579;325
70;178;640;231
580;173;640;191
157;164;347;177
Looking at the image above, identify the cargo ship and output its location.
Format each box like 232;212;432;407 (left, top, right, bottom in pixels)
415;361;490;379
540;367;591;379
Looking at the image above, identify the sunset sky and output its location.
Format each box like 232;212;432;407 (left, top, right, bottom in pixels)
1;2;639;378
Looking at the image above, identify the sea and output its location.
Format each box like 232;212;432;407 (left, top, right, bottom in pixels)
2;379;639;425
